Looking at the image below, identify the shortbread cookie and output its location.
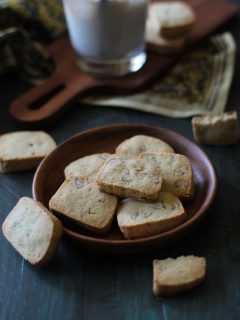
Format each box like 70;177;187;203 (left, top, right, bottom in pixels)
49;176;118;234
0;131;56;173
116;135;174;158
117;192;186;239
64;153;111;180
149;2;196;38
146;11;186;54
192;111;238;145
153;256;206;296
141;153;194;199
2;197;63;266
96;154;162;200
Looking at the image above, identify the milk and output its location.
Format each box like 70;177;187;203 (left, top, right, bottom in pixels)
63;0;148;61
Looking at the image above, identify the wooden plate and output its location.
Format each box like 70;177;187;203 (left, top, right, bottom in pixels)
33;124;217;253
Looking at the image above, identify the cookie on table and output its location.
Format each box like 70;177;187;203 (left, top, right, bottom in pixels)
140;152;194;200
153;256;206;296
117;192;186;239
49;176;118;234
192;111;238;145
146;10;186;54
116;135;174;158
2;197;63;266
96;154;162;201
64;153;111;180
149;1;196;38
0;131;56;173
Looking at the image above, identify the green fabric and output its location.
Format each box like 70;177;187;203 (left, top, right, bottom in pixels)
0;0;65;83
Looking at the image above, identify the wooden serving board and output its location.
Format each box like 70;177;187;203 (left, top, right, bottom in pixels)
10;0;238;125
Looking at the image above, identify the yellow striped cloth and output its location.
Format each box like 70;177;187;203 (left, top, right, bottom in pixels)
5;0;66;37
0;0;66;82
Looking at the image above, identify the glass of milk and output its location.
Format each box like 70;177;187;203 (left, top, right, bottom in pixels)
63;0;148;77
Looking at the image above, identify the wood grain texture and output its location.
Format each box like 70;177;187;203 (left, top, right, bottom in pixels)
1;2;240;320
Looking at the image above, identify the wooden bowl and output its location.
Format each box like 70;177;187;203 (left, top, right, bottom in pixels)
33;124;217;253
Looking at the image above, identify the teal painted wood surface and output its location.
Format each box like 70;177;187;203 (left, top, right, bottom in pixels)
1;2;240;319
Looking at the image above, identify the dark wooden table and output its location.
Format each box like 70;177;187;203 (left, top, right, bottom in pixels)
1;4;240;319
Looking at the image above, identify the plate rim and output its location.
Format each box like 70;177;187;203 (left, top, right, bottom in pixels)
33;123;217;248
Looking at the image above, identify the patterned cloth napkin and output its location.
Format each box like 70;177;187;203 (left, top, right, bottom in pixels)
83;33;236;117
0;0;64;82
0;0;236;117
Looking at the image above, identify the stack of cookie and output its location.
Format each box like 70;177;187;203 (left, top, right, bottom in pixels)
49;134;194;239
145;1;196;54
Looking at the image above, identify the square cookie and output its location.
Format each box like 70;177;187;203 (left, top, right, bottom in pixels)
117;192;186;239
153;256;206;296
0;131;56;173
116;135;174;157
64;153;111;180
96;154;162;200
49;176;118;234
146;10;186;54
192;111;238;145
149;1;196;38
2;197;63;266
140;152;194;200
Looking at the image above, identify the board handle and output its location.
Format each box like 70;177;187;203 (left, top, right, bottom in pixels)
10;73;98;125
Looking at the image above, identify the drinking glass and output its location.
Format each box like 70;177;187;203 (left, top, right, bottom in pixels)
63;0;148;77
